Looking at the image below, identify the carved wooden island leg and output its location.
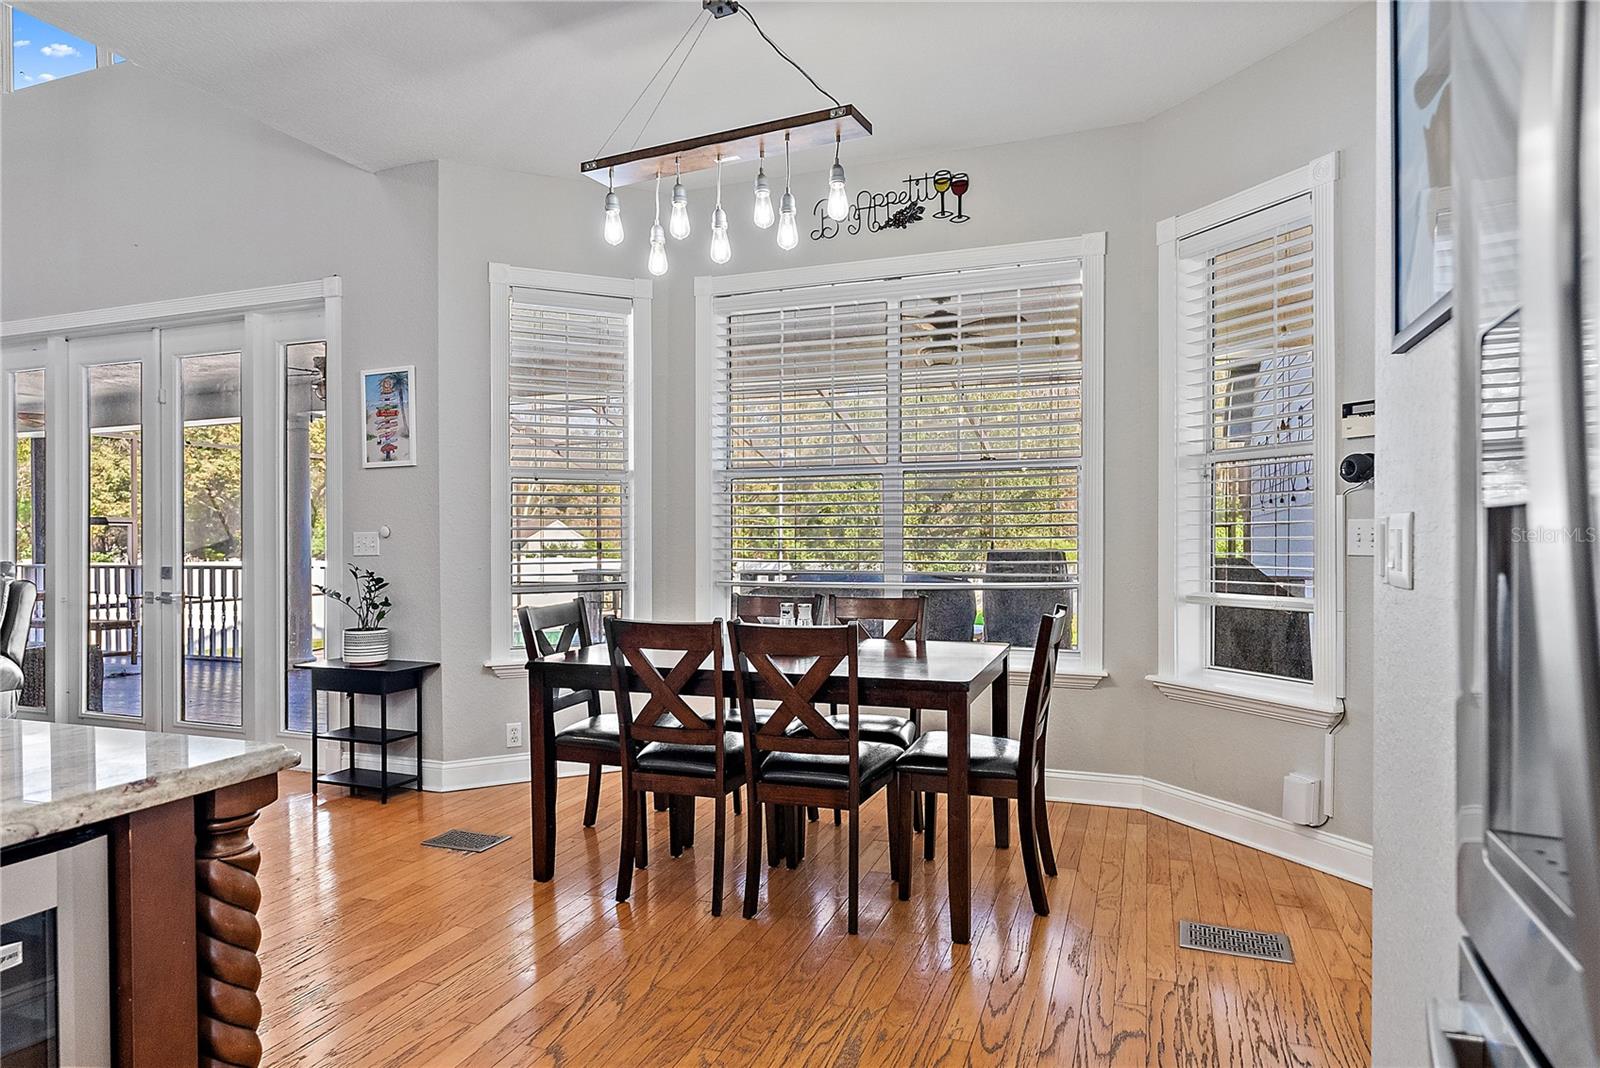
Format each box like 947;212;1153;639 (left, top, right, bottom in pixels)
195;775;279;1068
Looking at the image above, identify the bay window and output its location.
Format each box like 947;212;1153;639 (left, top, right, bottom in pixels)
700;237;1104;676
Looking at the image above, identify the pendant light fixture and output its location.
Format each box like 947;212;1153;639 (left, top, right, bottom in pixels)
602;167;624;245
647;172;669;276
752;146;775;229
709;155;732;264
826;134;849;222
776;132;799;251
582;1;872;271
669;157;691;240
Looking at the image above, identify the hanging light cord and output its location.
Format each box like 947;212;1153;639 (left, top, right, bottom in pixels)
739;4;840;107
592;8;710;158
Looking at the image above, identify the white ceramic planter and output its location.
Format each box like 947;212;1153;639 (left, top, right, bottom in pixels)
343;627;390;666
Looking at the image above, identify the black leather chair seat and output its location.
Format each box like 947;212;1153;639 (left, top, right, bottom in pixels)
787;713;918;749
636;732;745;778
758;741;900;793
554;714;621;753
724;707;775;731
896;730;1020;779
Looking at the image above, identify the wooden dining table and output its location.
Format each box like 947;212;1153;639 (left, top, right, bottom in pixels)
526;636;1012;944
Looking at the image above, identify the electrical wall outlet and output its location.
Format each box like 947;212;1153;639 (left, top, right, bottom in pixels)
1348;518;1376;557
506;722;523;748
352;531;381;557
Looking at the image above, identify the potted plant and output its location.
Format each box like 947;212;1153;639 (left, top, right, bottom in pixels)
317;565;393;666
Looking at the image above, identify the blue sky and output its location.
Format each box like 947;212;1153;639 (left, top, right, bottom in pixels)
11;8;97;90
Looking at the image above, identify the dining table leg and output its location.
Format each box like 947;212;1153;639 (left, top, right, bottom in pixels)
991;654;1010;850
946;690;972;945
530;669;557;882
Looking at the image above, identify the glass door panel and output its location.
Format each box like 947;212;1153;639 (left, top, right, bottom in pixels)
178;351;244;727
84;362;144;719
284;341;327;734
11;369;48;713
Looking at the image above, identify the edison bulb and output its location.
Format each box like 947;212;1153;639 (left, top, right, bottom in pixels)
709;206;731;265
603;189;624;246
776;190;798;251
647;221;668;276
753;169;774;228
827;161;849;222
669;179;691;240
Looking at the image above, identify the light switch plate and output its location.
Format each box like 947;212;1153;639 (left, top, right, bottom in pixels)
1348;518;1376;557
1384;512;1414;589
352;531;381;557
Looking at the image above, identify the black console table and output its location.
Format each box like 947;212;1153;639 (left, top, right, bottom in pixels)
296;659;438;803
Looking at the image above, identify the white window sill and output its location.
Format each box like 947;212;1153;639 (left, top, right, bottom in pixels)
485;658;530;680
1145;674;1342;728
1008;665;1107;691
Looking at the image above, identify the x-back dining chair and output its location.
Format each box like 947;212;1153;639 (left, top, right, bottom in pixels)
894;607;1070;916
729;620;906;934
821;594;928;829
518;599;618;828
605;618;742;916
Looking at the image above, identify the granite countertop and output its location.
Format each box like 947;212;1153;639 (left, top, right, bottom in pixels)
0;720;301;848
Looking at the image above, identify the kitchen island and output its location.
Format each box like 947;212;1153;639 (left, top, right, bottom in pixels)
1;720;299;1068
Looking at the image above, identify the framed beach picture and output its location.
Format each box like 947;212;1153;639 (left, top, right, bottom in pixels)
1391;0;1453;352
361;365;418;468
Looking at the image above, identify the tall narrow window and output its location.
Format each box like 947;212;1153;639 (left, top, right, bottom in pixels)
11;368;47;712
709;252;1100;657
85;362;143;718
506;288;636;644
1156;157;1338;716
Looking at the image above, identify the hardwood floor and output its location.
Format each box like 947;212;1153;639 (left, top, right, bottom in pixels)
254;770;1371;1067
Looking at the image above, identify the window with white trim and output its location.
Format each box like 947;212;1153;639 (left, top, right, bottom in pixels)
502;285;638;648
707;248;1102;661
1156;157;1339;716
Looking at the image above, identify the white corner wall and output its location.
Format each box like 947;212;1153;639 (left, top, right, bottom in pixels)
1368;5;1464;1062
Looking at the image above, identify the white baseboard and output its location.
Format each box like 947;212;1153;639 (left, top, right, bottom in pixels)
1044;769;1372;887
346;752;590;792
334;751;1370;886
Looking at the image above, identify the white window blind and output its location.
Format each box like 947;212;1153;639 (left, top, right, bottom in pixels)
711;261;1085;645
1174;195;1317;680
507;287;634;623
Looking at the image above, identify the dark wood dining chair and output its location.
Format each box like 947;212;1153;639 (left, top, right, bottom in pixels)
518;599;617;828
820;594;928;829
732;591;824;625
729;620;906;934
605;618;742;916
894;607;1069;916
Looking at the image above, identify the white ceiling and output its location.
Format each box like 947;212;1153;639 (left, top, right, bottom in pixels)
27;1;1355;182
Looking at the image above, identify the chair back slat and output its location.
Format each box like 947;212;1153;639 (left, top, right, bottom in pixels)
732;592;824;625
519;598;599;713
828;594;925;641
729;622;861;762
1018;608;1071;772
605;618;725;749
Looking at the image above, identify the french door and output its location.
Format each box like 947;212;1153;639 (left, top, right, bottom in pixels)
2;302;330;741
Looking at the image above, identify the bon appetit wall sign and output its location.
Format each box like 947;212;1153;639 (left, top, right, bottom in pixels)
809;169;971;241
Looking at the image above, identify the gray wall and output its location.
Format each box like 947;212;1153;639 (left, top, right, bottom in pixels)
1368;5;1463;1062
0;8;1379;848
0;64;446;753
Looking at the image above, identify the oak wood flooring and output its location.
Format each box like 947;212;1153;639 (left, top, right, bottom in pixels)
255;771;1371;1067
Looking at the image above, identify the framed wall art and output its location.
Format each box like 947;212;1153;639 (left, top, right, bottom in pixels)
361;365;417;468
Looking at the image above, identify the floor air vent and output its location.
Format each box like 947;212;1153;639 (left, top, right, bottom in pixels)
1178;920;1294;963
421;829;510;853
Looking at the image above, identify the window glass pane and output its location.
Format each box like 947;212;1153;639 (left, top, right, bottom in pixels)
285;343;327;733
510;479;625;647
11;9;96;90
1211;606;1312;681
12;369;47;712
86;363;142;718
180;352;243;728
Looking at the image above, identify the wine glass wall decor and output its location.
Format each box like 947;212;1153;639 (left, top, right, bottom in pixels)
811;169;973;241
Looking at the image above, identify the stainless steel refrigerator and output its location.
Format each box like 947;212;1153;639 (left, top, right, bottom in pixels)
1438;2;1600;1064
